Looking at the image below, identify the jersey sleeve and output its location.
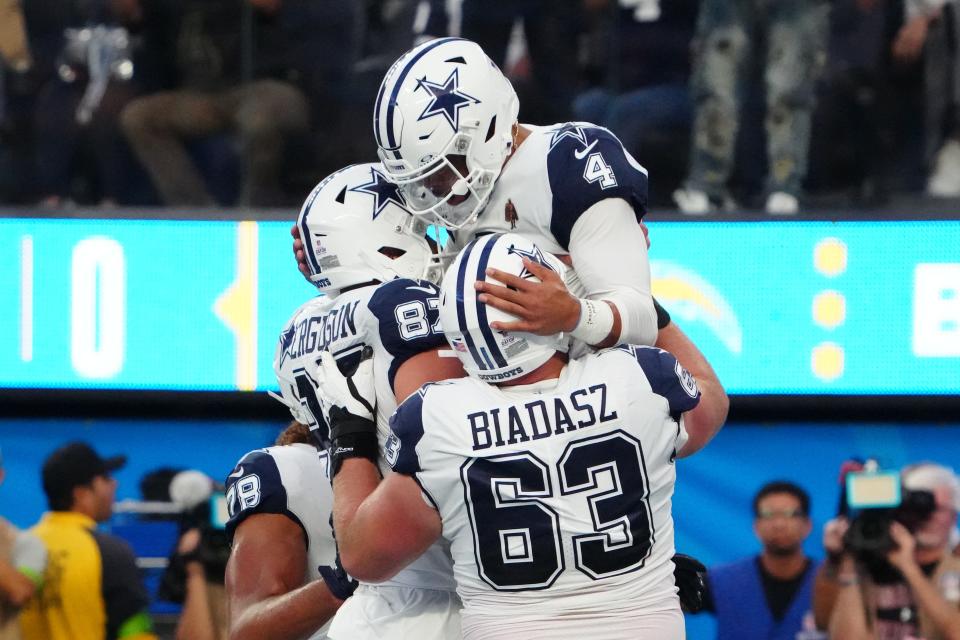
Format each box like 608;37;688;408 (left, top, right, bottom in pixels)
224;450;300;541
366;278;447;391
547;124;649;251
617;345;700;418
386;387;429;475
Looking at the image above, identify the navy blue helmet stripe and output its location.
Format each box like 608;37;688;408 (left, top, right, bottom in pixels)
298;189;322;275
455;236;485;369
381;37;466;153
298;165;355;276
474;235;509;368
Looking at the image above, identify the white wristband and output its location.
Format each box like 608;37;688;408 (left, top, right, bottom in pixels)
571;298;614;346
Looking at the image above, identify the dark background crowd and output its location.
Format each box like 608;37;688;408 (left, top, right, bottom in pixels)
1;0;958;213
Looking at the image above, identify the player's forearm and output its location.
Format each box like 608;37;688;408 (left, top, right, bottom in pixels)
332;458;386;578
658;323;728;456
229;580;341;640
567;200;657;347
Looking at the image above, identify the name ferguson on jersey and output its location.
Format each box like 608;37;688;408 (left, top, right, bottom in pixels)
467;384;618;451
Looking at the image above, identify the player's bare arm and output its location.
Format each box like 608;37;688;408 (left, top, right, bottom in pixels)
334;464;441;583
226;514;343;640
655;323;729;457
392;347;465;404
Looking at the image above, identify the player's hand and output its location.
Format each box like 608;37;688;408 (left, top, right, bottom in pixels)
672;553;708;613
318;555;359;601
316;348;379;477
316;349;375;424
477;258;581;334
886;521;917;571
291;224;312;281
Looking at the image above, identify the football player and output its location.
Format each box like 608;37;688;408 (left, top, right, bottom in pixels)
292;37;659;358
224;422;345;640
321;233;728;640
268;162;465;640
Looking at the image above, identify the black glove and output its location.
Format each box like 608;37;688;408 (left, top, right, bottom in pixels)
318;554;358;601
673;553;708;613
314;348;379;478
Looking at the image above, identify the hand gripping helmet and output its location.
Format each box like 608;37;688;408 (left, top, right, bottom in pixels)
373;38;520;230
297;163;441;294
439;233;568;383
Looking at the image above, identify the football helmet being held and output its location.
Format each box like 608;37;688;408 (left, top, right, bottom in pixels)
374;38;519;230
439;233;569;383
297;163;441;294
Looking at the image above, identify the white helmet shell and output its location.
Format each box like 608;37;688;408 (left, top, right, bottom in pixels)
297;163;441;294
374;38;519;230
439;233;568;383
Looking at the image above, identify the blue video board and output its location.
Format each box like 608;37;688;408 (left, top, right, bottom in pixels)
0;218;957;394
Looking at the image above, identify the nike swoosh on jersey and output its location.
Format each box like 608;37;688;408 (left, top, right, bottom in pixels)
406;285;437;295
573;139;599;160
228;466;245;479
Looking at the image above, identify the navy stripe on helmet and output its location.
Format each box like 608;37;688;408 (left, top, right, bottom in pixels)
298;187;323;275
474;235;509;368
455;236;485;369
380;37;466;153
298;164;356;276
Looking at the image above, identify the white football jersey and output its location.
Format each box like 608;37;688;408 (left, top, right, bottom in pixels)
387;345;698;639
274;280;456;591
453;122;649;257
225;443;336;640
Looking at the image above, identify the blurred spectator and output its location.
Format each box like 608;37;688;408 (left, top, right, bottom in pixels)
806;0;908;205
424;0;584;123
25;0;176;208
814;463;960;639
674;0;830;214
158;470;227;640
19;442;157;640
0;0;32;73
574;0;699;204
701;481;819;640
911;0;960;197
0;448;46;640
121;0;362;208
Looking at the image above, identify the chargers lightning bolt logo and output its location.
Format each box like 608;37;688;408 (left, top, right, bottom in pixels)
348;166;407;219
415;69;480;132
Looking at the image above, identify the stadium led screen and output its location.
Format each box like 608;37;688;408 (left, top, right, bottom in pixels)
1;218;957;394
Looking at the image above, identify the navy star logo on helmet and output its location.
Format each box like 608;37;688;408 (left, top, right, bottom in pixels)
415;69;480;133
507;243;556;279
348;166;407;219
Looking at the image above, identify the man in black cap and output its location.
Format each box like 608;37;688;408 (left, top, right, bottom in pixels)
20;442;156;640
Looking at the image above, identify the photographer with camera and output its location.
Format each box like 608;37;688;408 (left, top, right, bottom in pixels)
158;470;230;640
814;462;960;639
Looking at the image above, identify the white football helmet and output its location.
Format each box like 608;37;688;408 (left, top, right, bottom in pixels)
297;163;441;294
374;38;519;230
439;233;568;383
